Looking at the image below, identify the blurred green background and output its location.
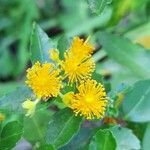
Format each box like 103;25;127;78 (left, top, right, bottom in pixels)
0;0;150;96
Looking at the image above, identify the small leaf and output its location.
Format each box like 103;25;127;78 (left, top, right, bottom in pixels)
0;121;23;150
122;80;150;122
87;0;111;15
98;32;150;79
57;35;70;60
89;129;116;150
30;23;56;64
110;126;141;150
46;108;82;149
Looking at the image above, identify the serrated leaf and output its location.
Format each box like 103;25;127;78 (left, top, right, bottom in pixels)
87;0;111;15
110;126;140;150
0;121;23;150
98;32;150;79
122;80;150;122
89;129;116;150
46;108;82;149
30;23;56;64
0;86;32;113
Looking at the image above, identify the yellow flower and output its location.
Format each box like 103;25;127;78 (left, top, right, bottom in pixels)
26;61;61;99
22;99;39;117
62;37;95;83
0;113;5;121
62;55;95;83
70;80;107;120
69;36;94;57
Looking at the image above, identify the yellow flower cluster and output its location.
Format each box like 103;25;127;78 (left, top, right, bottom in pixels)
23;36;107;120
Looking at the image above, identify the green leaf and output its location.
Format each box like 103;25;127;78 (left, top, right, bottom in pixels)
23;105;53;143
122;80;150;122
30;23;56;64
142;123;150;150
89;129;116;150
110;126;140;150
37;144;55;150
98;32;150;79
0;121;23;150
60;127;95;150
87;0;111;15
57;35;70;60
0;86;32;113
46;108;82;149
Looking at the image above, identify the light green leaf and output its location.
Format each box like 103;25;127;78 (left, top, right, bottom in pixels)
98;32;150;79
46;108;82;149
142;123;150;150
30;23;56;64
87;0;111;15
110;126;140;150
23;105;53;143
0;86;32;113
89;129;116;150
122;80;150;122
0;121;23;150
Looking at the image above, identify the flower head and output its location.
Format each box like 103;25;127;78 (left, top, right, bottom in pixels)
69;36;94;57
26;61;61;99
62;37;95;83
70;80;107;120
62;55;95;83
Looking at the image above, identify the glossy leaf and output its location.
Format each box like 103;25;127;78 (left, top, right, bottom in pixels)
46;108;82;149
89;129;116;150
122;80;150;122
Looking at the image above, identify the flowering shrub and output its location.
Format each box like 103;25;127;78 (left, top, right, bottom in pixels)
1;1;150;150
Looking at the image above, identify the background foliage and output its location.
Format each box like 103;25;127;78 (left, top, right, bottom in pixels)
0;0;150;149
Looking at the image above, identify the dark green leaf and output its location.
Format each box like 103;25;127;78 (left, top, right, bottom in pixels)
46;108;82;149
89;129;116;150
110;126;140;150
98;32;150;79
122;80;150;122
0;121;23;150
30;23;56;64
